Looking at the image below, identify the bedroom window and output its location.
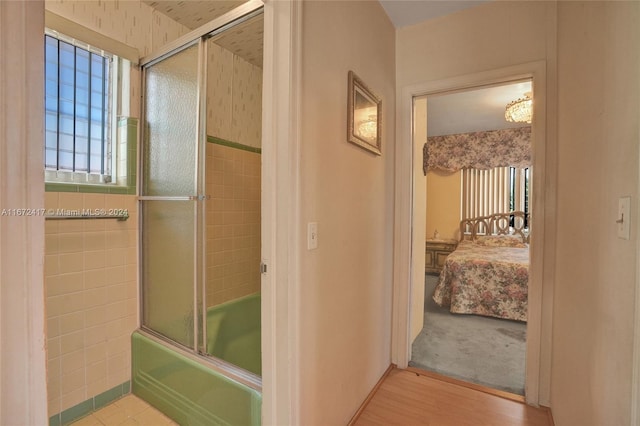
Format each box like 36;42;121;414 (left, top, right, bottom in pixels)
45;30;115;184
462;167;530;229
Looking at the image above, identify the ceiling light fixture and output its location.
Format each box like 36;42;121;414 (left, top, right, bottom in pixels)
505;92;533;124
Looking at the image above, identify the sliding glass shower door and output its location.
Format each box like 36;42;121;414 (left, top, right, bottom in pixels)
139;4;264;386
140;41;205;351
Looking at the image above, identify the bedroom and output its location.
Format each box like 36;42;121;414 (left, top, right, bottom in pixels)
409;80;533;396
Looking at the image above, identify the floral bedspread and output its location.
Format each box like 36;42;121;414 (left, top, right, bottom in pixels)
432;240;529;322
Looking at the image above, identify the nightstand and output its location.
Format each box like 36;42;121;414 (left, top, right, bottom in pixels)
425;239;458;275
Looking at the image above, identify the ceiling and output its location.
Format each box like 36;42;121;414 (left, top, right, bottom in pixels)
426;81;533;137
143;0;522;135
142;0;487;69
143;0;263;68
143;1;244;29
379;0;488;28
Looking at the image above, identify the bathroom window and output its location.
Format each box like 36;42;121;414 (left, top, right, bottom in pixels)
44;30;116;184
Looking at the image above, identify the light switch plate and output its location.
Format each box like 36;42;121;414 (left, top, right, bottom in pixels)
308;222;318;250
618;197;630;240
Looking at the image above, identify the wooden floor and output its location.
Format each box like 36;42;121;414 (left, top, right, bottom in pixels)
351;368;553;426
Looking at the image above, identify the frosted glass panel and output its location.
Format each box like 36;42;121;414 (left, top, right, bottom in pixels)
143;44;199;196
142;200;195;347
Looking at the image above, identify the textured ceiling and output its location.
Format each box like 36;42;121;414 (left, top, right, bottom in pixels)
210;15;263;68
143;0;263;68
143;1;245;29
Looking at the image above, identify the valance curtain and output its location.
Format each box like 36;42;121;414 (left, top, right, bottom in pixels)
423;127;531;173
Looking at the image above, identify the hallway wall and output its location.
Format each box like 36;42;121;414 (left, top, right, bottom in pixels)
552;2;639;424
297;1;396;423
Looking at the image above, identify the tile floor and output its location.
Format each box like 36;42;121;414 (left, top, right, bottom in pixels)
70;394;178;426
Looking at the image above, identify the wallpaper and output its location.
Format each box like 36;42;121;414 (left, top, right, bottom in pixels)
207;42;234;143
207;40;263;148
425;127;532;172
45;0;190;57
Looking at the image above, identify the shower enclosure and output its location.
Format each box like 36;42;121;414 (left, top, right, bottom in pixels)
132;2;263;424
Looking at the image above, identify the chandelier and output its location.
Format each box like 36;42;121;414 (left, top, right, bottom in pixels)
505;92;533;124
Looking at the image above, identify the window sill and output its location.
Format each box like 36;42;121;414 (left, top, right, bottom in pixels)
45;181;136;195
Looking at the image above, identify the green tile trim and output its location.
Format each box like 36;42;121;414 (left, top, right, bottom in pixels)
49;414;61;426
60;399;92;425
45;182;135;194
125;117;138;190
45;183;86;193
118;116;139;127
94;385;124;410
51;380;131;426
207;135;261;154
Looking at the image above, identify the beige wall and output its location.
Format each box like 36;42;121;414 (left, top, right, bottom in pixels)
0;1;48;423
396;1;550;87
426;170;461;241
397;0;555;404
298;1;395;423
552;2;639;424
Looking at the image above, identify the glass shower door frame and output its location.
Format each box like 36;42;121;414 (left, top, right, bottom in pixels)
138;37;207;355
137;1;264;391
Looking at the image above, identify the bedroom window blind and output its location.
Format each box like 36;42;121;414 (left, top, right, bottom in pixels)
462;167;530;229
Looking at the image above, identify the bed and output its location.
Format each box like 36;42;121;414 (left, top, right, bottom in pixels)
432;212;529;322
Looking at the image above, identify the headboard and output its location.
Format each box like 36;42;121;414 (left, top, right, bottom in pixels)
460;211;529;243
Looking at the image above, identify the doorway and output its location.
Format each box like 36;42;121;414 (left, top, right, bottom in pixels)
392;62;550;406
409;81;532;395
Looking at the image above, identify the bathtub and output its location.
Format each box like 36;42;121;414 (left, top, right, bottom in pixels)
132;293;262;425
206;292;261;376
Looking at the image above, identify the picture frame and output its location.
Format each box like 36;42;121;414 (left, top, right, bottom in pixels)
347;71;382;155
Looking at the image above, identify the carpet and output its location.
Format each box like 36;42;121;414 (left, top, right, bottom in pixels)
409;274;526;395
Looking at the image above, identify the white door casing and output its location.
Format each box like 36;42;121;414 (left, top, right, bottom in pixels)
392;61;554;407
260;0;302;424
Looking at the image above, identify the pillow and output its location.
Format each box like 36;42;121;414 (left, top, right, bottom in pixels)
473;235;528;248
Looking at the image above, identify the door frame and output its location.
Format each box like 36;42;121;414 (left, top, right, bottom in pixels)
260;0;302;424
391;61;554;407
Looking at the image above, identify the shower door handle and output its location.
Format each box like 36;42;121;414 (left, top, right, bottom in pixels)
188;195;211;201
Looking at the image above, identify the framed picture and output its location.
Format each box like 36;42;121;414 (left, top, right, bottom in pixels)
347;71;382;155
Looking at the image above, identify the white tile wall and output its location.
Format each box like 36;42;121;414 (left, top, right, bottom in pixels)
206;144;261;307
45;193;138;416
